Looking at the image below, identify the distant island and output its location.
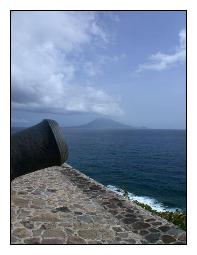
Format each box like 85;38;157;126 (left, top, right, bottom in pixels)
66;118;147;129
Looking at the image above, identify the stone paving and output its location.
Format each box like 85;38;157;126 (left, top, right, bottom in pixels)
11;164;186;244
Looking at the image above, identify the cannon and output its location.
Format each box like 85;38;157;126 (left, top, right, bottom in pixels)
11;119;68;180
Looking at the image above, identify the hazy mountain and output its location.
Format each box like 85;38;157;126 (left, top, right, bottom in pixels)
73;118;133;129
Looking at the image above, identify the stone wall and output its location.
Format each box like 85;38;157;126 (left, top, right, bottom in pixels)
11;164;186;244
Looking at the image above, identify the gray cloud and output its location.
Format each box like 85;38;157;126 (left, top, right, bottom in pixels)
11;11;123;116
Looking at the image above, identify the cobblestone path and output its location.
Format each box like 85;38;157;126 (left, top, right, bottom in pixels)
11;164;186;244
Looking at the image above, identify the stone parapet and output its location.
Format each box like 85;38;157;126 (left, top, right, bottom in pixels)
11;164;186;244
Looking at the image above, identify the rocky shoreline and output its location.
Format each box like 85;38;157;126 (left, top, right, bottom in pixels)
11;164;186;244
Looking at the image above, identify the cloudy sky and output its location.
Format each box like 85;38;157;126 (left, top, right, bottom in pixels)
11;11;186;128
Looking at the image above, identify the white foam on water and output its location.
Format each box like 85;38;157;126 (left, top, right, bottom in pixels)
106;184;180;212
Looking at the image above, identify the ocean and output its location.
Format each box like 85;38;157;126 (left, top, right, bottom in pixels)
11;127;186;212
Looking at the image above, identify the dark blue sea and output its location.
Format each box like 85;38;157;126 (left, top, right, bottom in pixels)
12;127;186;212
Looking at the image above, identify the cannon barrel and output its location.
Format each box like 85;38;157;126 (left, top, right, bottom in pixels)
11;119;68;180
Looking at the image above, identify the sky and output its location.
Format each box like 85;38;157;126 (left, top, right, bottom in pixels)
11;11;186;129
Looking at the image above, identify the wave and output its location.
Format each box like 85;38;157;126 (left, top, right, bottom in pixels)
106;184;181;212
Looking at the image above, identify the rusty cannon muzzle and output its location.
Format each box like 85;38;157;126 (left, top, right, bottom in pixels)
11;119;68;180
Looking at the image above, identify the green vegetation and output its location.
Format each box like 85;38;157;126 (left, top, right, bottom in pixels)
120;186;186;231
133;200;186;231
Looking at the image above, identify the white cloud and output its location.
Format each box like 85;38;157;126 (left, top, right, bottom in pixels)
83;53;126;77
136;29;186;73
179;29;186;49
11;11;123;117
98;53;126;64
83;61;101;77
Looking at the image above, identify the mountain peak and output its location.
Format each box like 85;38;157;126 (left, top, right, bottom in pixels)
77;118;132;129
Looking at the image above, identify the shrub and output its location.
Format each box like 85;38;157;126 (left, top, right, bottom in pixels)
133;200;186;231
